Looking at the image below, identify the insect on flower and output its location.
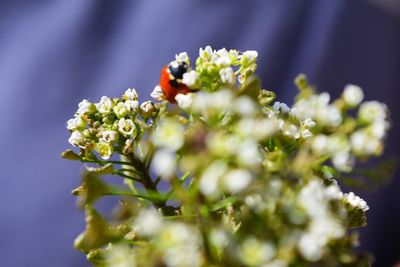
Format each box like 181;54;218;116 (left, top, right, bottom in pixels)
159;60;193;103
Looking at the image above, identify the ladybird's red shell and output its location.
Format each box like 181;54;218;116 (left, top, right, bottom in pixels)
159;66;191;103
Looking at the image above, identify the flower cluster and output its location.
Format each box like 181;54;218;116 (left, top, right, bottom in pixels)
63;46;391;267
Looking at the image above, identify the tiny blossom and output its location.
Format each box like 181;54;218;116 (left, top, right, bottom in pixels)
113;102;128;118
273;101;291;114
350;130;380;155
124;99;139;113
214;54;231;67
134;209;163;236
236;139;262;167
301;129;313;139
175;52;189;64
175;93;194;109
182;70;201;88
152;119;185;150
118;118;136;137
358;101;387;124
76;99;96;115
222;169;252;193
199;45;214;60
242;50;258;64
332;151;354;172
100;130;118;143
140;101;157;118
122;88;139;101
96;96;113;113
151;85;166;101
105;244;136;267
302;117;316;128
96;142;113;160
369;120;388;139
66;116;86;131
342;84;364;106
200;161;228;197
219;67;235;85
68;131;85;147
343;192;369;211
152;149;176;178
239;238;275;266
234;96;256;117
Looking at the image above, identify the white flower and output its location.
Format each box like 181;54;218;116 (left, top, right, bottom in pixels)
302;117;316;128
200;161;228;197
236;139;262;167
369;120;388;139
358;101;387;124
342;84;364;106
152;119;184;151
182;70;201;88
219;67;235;85
273;101;291;114
300;129;313;139
96;96;113;113
242;50;258;64
122;88;138;101
95;142;113;160
239;238;275;266
113;102;128;118
76;99;95;115
332;151;354;172
234;96;256;117
343;192;369;211
140;101;157;118
175;93;194;109
199;45;214;60
222;169;252;193
151;85;166;101
134;209;163;236
100;130;118;143
66;116;86;131
151;149;176;178
214;54;231;67
350;130;380;155
68;131;85;147
105;244;136;267
175;52;189;64
118;118;136;137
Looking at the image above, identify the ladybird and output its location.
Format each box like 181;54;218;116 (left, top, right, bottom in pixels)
159;61;192;103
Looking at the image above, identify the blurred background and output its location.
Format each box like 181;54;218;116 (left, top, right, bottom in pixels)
0;0;399;266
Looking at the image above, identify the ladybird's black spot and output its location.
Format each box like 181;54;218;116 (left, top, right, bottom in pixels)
169;62;188;80
169;79;180;88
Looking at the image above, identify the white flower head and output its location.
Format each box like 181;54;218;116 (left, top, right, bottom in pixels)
100;130;119;143
182;70;201;88
123;88;138;101
342;84;364;106
175;52;189;64
358;101;387;124
118;118;137;138
67;116;86;131
95;142;113;160
200;161;228;197
150;85;166;101
113;102;128;118
343;192;369;211
242;50;258;64
222;169;252;193
140;101;157;118
96;96;113;113
151;149;176;179
76;99;96;115
199;45;214;60
239;237;276;266
175;93;194;109
134;209;163;236
68;131;85;148
332;151;354;172
152;118;185;151
124;99;139;113
219;67;235;85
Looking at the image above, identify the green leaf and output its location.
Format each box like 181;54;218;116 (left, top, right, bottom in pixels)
61;149;81;160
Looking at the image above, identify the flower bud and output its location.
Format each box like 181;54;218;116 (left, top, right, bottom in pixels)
140;101;158;118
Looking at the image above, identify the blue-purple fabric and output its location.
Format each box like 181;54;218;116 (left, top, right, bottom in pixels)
0;1;399;266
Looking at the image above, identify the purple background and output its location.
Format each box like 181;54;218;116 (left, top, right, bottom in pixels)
0;1;399;266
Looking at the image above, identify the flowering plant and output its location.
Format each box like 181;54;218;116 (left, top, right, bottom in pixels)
63;46;391;267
